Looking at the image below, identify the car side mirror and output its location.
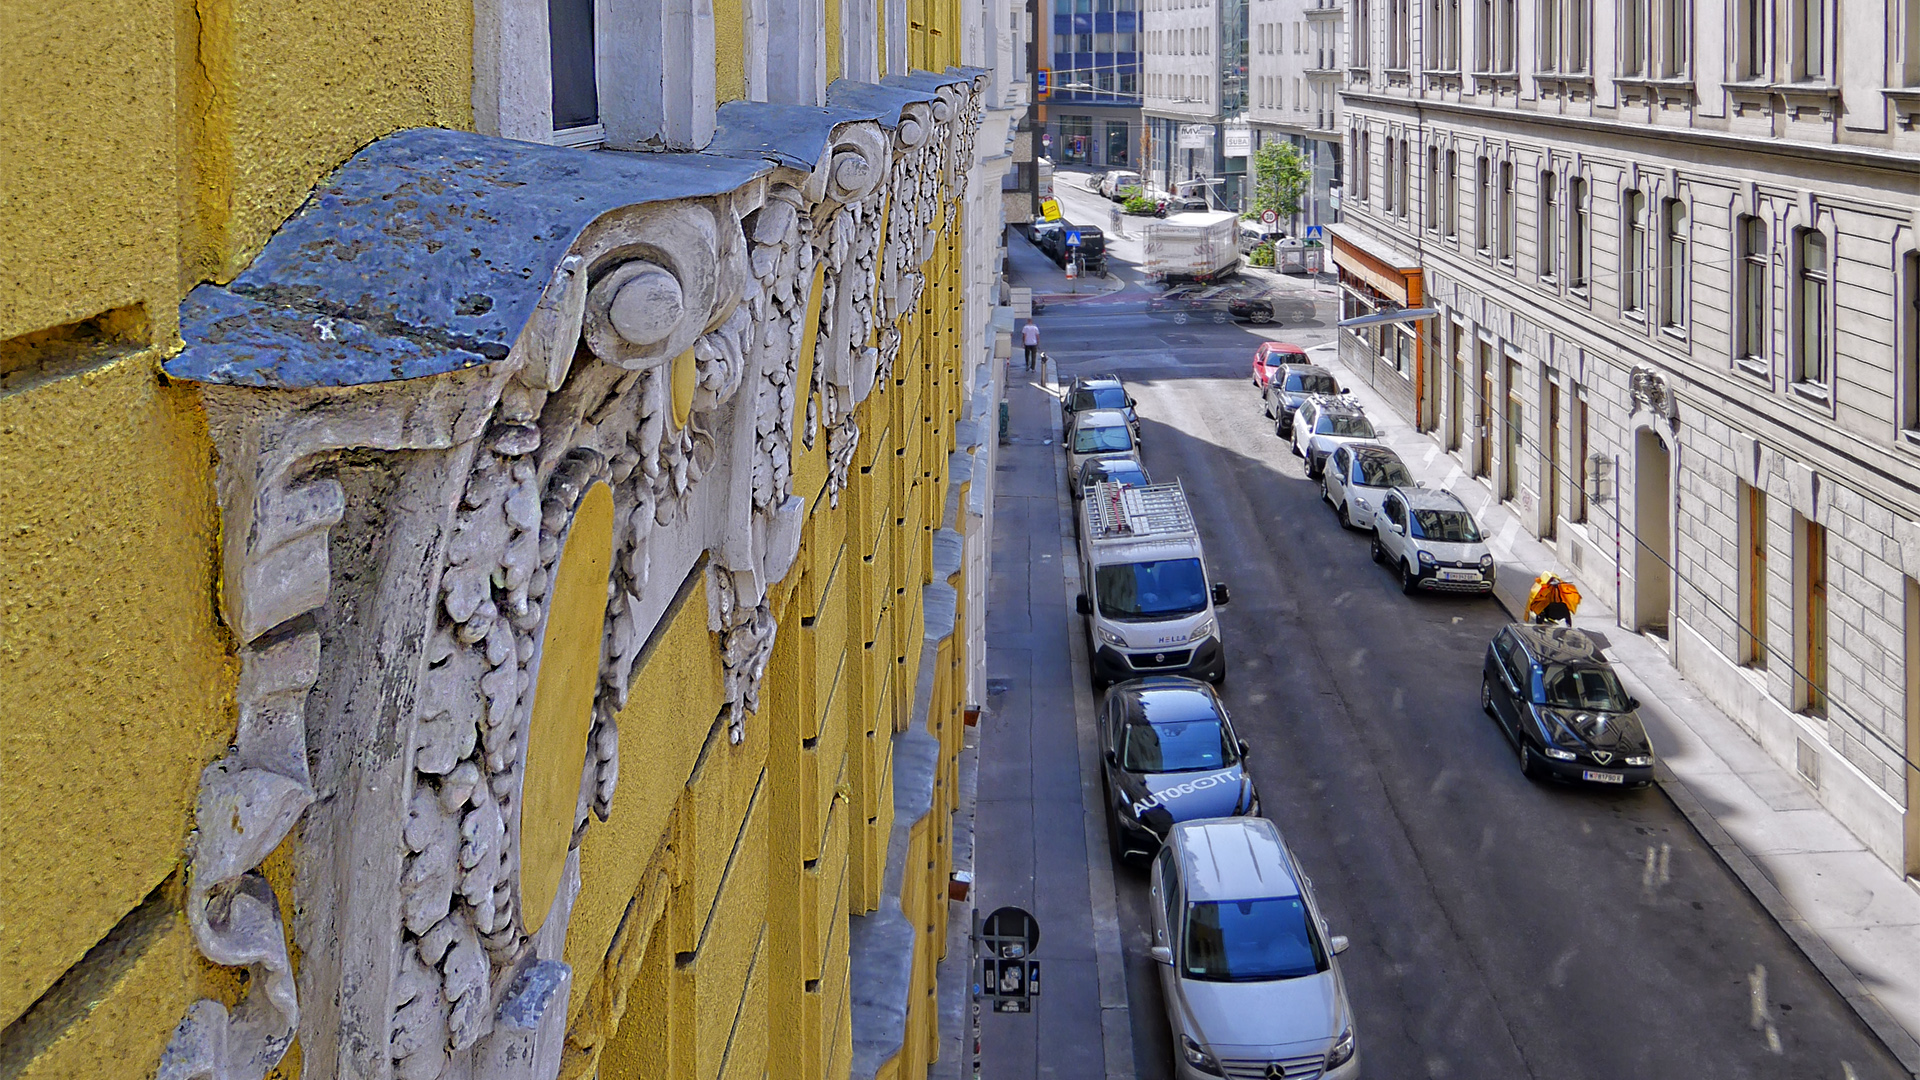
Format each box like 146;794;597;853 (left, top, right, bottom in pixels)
1149;945;1174;965
1237;739;1251;758
1329;935;1350;955
1126;396;1137;407
1211;583;1231;606
1076;594;1093;616
1628;696;1642;711
1340;387;1352;394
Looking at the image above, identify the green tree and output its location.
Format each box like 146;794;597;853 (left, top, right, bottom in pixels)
1251;141;1311;220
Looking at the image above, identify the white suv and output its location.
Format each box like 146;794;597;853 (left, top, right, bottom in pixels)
1322;443;1415;530
1150;817;1359;1080
1368;485;1496;595
1290;396;1380;479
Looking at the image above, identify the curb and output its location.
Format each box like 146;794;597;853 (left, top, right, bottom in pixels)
1043;357;1138;1080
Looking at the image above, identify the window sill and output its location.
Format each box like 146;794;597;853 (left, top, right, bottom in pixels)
553;123;607;149
1899;427;1920;449
1658;325;1688;344
1789;380;1831;405
1622;308;1647;325
1735;357;1772;381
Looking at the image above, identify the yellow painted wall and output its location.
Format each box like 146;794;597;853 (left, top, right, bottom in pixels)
3;0;473;1070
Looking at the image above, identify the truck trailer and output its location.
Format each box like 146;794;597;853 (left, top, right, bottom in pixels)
1141;210;1242;283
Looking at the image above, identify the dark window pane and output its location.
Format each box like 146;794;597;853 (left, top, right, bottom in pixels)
550;0;599;130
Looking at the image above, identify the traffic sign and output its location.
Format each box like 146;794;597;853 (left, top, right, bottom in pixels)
1035;69;1051;96
1306;224;1324;239
1064;229;1082;248
1260;209;1278;225
1040;197;1061;221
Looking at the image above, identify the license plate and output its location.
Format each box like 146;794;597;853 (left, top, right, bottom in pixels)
1437;568;1480;582
1581;770;1625;784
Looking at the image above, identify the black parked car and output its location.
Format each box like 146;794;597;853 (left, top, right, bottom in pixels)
1145;285;1241;324
1227;289;1322;326
1481;624;1655;786
1100;677;1258;860
1038;223;1108;275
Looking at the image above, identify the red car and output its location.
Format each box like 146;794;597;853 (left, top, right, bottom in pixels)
1252;341;1308;387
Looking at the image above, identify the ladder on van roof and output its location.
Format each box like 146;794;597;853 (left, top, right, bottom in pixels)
1085;481;1195;540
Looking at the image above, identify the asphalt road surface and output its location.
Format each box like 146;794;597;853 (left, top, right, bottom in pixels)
1030;187;1903;1080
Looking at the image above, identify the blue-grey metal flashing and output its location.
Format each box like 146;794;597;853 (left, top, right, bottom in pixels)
932;528;964;582
707;101;877;172
880;71;973;95
824;80;934;128
167;126;770;387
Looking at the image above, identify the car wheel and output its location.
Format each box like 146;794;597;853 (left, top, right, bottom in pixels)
1481;676;1496;716
1263;398;1274;419
1172;311;1190;325
1321;478;1333;505
1211;311;1230;324
1400;560;1419;595
1337;501;1351;529
1254;310;1275;324
1105;782;1125;860
1517;734;1541;780
1370;534;1385;563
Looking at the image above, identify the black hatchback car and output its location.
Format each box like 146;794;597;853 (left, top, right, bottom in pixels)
1481;624;1654;786
1100;677;1259;860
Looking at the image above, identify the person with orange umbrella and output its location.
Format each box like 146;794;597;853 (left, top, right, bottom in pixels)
1527;573;1582;625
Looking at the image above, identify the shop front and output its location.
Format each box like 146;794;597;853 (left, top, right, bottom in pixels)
1328;223;1425;424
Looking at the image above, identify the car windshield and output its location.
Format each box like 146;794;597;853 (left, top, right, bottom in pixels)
1409;508;1482;542
1121;718;1234;772
1094;558;1208;619
1073;423;1133;453
1182;897;1328;982
1287;372;1338;395
1071;387;1129;412
1314;414;1375;438
1354;455;1414;487
1537;664;1633;711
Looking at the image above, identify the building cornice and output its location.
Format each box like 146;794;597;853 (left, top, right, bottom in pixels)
1340;89;1920;176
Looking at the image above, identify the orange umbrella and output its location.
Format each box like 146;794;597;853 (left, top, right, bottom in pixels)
1527;574;1582;620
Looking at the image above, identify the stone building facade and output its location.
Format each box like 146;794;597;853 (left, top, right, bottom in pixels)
1334;0;1920;875
2;3;1019;1080
1141;0;1251;204
1247;0;1344;232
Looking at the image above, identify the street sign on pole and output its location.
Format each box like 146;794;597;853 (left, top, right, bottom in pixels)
1260;209;1278;225
1306;224;1324;240
1064;229;1082;248
1036;69;1051;96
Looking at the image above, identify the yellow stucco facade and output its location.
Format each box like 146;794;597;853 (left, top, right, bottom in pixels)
3;2;989;1078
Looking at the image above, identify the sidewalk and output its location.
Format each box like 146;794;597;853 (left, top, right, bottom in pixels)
944;349;1133;1079
1005;225;1128;306
1309;340;1920;1078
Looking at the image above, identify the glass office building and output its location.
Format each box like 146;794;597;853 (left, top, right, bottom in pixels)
1046;0;1143;167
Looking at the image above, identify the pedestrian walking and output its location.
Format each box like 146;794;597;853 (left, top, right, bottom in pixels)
1109;203;1123;236
1022;320;1040;369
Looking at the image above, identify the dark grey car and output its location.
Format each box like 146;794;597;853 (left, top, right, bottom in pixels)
1482;624;1654;785
1100;677;1258;861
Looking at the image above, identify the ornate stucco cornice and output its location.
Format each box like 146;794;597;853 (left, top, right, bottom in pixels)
156;73;987;1080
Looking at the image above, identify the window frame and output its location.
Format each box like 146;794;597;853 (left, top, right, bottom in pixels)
1660;196;1689;333
1538;171;1559;281
1622;188;1648;318
1736;214;1772;375
1567;175;1589;291
1792;226;1832;391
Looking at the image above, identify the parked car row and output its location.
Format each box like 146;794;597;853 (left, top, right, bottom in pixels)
1061;372;1359;1078
1246;343;1658;788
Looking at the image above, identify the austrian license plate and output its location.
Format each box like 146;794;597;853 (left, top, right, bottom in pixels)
1581;770;1625;784
1437;569;1480;582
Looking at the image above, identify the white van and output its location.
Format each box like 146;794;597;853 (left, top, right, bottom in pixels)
1076;482;1230;688
1237;219;1285;254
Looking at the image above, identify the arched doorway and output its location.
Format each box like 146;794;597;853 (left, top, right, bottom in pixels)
1634;428;1672;635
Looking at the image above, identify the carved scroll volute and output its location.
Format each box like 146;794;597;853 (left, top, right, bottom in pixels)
809;120;890;210
580;201;750;377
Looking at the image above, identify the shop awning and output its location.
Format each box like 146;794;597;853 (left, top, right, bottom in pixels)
1326;222;1422;307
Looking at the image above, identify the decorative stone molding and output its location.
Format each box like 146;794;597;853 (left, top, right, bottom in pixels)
1629;362;1679;431
160;71;986;1080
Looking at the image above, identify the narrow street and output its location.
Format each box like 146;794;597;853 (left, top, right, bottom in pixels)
1001;179;1907;1079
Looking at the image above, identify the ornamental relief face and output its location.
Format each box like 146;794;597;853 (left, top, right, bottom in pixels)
162;75;986;1080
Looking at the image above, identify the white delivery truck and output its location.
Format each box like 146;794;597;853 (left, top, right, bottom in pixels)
1075;482;1231;688
1142;210;1242;283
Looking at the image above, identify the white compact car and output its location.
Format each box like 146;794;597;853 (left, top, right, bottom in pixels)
1323;443;1415;530
1150;817;1359;1080
1291;396;1380;479
1368;484;1497;595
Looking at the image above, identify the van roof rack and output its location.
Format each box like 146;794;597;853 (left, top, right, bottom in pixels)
1085;481;1195;540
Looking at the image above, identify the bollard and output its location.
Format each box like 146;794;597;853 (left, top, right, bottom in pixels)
998;400;1010;445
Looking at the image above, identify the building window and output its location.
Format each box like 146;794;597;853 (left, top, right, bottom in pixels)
549;0;600;133
1442;149;1458;236
1541;0;1560;70
1622;0;1649;75
1623;188;1647;316
1740;0;1770;76
1903;252;1920;433
1794;229;1830;386
1661;0;1689;76
1475;0;1493;70
1382;138;1396;212
1799;0;1828;79
1430;0;1461;66
1475;156;1491;251
1741;481;1769;668
1568;0;1589;69
1796;513;1829;716
1496;160;1514;261
1495;0;1517;70
1568;176;1588;289
1661;198;1688;330
1539;172;1558;278
1427;146;1442;229
1390;0;1410;65
1738;215;1770;368
1571;390;1590;521
1355;0;1372;64
1354;130;1371;200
